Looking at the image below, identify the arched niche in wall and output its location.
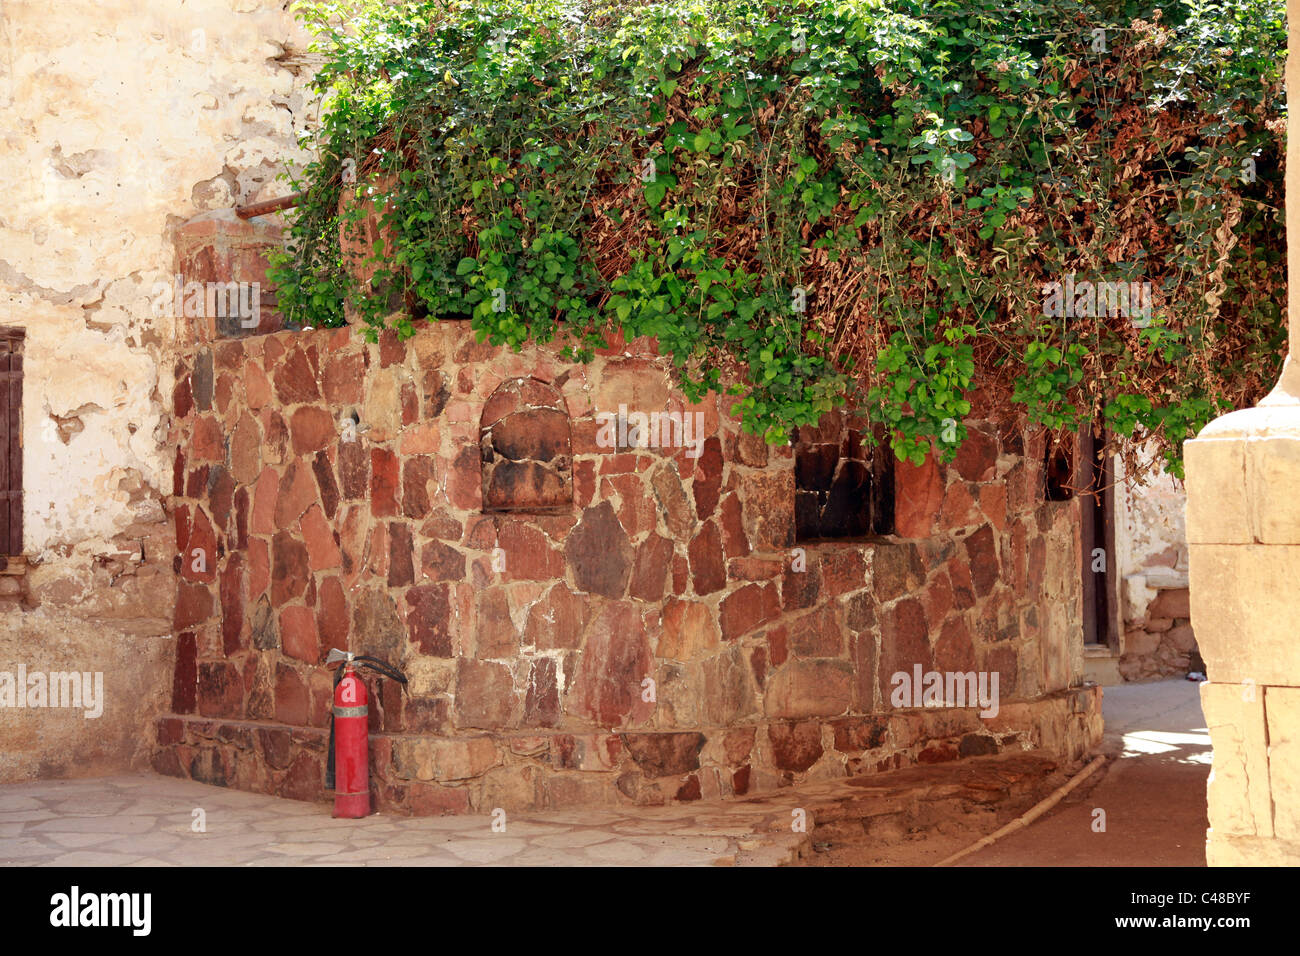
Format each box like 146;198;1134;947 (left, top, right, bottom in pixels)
480;377;573;512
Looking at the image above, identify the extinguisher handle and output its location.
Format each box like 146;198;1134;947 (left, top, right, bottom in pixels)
352;654;409;689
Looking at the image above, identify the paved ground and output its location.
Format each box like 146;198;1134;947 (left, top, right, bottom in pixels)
0;773;814;866
1;751;1068;867
0;679;1208;867
959;678;1210;866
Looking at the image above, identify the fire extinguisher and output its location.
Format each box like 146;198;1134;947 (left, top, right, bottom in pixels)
325;649;407;818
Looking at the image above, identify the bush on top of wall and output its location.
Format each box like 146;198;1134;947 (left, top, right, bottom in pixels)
270;0;1286;477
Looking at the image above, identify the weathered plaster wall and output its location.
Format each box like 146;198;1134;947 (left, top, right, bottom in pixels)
1112;440;1199;680
0;0;316;779
1113;441;1188;621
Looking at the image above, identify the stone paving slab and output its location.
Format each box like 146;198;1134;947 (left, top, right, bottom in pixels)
0;774;805;866
0;751;1065;866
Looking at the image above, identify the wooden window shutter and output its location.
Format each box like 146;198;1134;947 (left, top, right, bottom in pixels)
0;328;23;557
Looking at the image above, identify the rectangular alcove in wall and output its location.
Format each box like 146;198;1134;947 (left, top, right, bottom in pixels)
793;414;894;541
0;327;23;563
1045;424;1122;657
1078;424;1121;653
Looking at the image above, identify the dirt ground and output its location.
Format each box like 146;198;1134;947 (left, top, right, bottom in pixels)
796;679;1209;867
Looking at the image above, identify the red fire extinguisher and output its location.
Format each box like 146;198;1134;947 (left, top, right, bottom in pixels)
325;649;407;819
332;662;369;818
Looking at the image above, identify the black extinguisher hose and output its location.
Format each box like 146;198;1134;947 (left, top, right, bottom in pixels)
324;652;408;791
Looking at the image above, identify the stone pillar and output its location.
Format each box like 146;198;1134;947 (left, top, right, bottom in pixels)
1183;0;1300;865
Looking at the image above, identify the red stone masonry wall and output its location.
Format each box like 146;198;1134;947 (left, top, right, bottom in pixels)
155;302;1101;812
155;205;1100;814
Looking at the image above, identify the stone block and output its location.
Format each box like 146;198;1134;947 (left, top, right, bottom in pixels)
1190;544;1300;684
1200;681;1272;839
687;520;726;596
454;659;516;729
621;732;704;778
565;602;654;726
764;659;853;718
736;469;794;551
1149;587;1191;620
893;453;943;538
659;598;720;660
1265;686;1300;842
767;720;824;773
393;736;501;782
566;501;632;597
718;583;780;640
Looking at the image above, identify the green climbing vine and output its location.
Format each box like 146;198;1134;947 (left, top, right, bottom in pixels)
269;0;1287;476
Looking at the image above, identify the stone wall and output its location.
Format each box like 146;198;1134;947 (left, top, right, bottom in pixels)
154;260;1101;811
1118;577;1200;681
0;0;1105;800
0;0;317;780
